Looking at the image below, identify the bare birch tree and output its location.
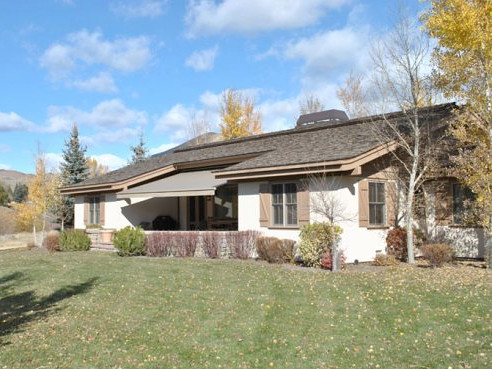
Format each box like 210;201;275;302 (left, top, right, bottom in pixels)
336;71;368;118
299;95;325;115
308;174;356;271
186;113;212;143
369;11;438;264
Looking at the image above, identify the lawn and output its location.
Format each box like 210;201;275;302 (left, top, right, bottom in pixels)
0;250;490;369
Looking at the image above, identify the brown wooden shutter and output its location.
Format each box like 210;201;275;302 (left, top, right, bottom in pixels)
99;195;105;226
297;181;310;227
435;181;453;225
259;183;270;227
358;179;369;227
83;196;90;226
386;181;397;227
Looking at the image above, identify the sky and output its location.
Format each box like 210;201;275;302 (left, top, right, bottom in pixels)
0;0;426;174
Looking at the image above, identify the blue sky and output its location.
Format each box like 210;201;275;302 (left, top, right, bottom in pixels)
0;0;425;174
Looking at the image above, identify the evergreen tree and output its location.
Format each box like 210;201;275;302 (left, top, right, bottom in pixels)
59;124;89;227
130;132;148;164
13;183;28;203
0;185;8;206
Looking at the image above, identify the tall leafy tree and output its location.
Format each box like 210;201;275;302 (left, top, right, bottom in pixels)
86;157;109;178
59;124;89;227
336;71;368;118
130;132;148;164
219;89;262;139
13;183;28;203
423;0;492;267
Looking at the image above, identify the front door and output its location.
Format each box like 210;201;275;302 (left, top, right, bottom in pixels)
188;196;206;230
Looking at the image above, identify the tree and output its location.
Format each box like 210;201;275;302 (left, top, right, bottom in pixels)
219;89;262;139
130;131;148;164
59;124;89;228
14;155;58;246
0;185;8;206
299;95;325;115
307;174;356;271
423;0;492;267
86;158;109;178
186;113;212;143
369;9;437;264
336;71;368;118
13;183;28;203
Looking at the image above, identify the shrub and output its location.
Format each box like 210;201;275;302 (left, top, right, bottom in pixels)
113;226;146;256
298;223;342;267
202;232;222;259
421;243;454;267
226;230;261;259
146;232;173;257
256;237;295;263
320;250;346;270
386;227;407;261
373;253;399;266
59;230;91;251
43;233;60;253
174;232;199;257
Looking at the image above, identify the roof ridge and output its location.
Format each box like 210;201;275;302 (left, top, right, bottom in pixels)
174;102;456;154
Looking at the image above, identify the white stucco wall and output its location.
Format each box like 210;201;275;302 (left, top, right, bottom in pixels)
74;194;179;230
238;178;388;263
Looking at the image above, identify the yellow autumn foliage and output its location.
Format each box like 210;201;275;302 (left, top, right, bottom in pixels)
219;89;262;139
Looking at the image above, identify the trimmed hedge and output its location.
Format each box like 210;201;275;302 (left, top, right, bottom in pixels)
114;226;146;256
60;230;91;251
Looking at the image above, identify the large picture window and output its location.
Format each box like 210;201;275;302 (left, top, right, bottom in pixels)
271;183;297;226
88;196;101;225
369;182;385;226
452;183;474;224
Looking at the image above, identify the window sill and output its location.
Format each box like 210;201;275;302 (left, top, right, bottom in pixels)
267;226;300;230
365;225;390;230
448;224;483;229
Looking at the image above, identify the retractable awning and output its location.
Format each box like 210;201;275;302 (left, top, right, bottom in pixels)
116;170;227;199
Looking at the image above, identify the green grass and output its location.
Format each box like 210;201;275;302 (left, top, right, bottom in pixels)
0;250;490;369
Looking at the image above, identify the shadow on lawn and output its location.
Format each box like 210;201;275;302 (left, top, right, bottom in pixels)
0;273;99;345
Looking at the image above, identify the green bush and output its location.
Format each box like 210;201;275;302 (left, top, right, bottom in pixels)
298;223;342;267
256;237;295;263
59;230;91;251
114;226;146;256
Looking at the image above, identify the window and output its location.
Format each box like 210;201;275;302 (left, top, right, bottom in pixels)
452;183;474;224
214;185;238;219
88;196;100;225
369;182;385;226
271;183;297;226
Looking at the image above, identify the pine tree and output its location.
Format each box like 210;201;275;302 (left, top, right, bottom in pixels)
59;124;89;227
13;183;28;203
0;185;8;206
130;132;148;164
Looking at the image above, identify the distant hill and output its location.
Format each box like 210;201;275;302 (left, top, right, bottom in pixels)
0;169;32;191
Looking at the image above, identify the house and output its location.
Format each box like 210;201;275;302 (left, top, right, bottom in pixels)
60;103;486;262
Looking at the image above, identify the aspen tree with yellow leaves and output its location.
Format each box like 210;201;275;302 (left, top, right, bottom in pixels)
219;89;262;139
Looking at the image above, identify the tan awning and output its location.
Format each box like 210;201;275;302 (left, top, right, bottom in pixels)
116;170;227;199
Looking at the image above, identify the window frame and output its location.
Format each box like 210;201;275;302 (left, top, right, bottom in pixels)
270;182;298;227
368;181;386;226
88;196;101;225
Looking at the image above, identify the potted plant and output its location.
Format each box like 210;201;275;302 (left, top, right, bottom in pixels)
100;228;115;244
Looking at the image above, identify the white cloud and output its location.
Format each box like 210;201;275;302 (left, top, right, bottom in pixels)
0;111;37;132
185;0;349;37
46;99;148;133
149;142;179;156
0;163;11;170
0;144;10;154
44;153;63;172
90;154;127;170
40;29;151;79
82;127;142;145
71;72;118;93
110;0;166;18
185;46;218;71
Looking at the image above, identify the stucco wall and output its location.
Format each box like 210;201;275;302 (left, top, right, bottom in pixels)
238;178;388;263
74;194;179;230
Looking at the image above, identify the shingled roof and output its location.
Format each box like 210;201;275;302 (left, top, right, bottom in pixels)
67;103;455;189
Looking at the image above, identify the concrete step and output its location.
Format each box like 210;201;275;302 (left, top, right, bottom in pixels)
91;243;117;252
